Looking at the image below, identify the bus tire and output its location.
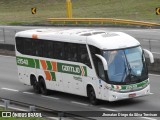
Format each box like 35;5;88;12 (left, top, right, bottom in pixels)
31;76;41;94
39;77;49;95
87;86;98;105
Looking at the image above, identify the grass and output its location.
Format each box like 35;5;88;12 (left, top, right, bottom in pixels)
0;0;160;25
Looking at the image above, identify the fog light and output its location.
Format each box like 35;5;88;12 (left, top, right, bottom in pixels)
112;95;117;99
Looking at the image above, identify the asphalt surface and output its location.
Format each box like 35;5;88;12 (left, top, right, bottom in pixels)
0;55;160;120
0;26;160;58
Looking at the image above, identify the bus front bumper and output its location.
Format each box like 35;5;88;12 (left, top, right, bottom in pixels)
108;84;150;101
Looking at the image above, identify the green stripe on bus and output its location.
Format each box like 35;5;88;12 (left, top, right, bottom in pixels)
50;72;56;81
16;56;88;77
16;56;35;68
112;79;148;90
46;61;52;70
83;67;87;76
35;59;40;69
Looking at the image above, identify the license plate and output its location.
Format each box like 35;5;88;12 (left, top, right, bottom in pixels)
129;93;136;98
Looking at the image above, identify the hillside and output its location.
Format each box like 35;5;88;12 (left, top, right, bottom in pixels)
0;0;159;25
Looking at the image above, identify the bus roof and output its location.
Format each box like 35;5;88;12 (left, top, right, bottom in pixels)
15;28;140;50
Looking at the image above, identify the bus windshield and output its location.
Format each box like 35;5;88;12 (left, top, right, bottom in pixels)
103;46;148;85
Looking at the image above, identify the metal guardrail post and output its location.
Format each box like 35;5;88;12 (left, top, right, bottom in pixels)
29;106;36;112
2;28;5;44
58;112;64;120
149;40;151;52
66;0;72;18
2;99;10;110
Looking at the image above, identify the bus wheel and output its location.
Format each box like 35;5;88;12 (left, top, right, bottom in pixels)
39;77;49;95
32;77;41;94
88;86;98;105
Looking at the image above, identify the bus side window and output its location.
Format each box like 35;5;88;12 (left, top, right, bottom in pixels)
89;45;105;80
97;60;105;80
64;43;78;62
16;37;24;54
24;38;33;55
78;44;91;68
53;42;64;60
44;40;54;58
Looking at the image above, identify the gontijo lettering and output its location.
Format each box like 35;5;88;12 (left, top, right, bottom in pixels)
62;65;80;74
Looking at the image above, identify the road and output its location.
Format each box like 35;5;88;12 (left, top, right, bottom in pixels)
0;55;160;120
0;26;160;58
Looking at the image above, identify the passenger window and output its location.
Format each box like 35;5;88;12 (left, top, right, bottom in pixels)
97;60;105;80
89;45;105;80
16;37;24;54
54;42;64;59
24;38;33;55
64;43;78;62
44;41;54;58
78;45;91;68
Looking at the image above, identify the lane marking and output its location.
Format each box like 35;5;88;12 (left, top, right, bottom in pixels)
140;117;157;120
141;39;159;42
149;74;160;77
41;95;60;100
46;117;59;120
0;55;15;58
71;101;89;106
1;87;19;92
152;52;160;55
23;92;34;95
100;107;118;111
149;93;154;95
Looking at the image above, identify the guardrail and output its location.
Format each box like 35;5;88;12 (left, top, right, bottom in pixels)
47;18;160;26
0;97;95;120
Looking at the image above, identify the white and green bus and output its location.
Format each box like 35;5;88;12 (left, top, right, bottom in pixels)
15;29;154;104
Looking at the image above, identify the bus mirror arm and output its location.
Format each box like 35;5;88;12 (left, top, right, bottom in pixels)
95;54;108;70
143;49;154;63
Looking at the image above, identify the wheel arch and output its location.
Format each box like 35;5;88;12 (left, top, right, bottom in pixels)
86;84;94;97
30;74;37;86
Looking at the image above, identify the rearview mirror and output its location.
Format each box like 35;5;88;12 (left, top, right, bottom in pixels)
143;49;154;63
95;54;108;70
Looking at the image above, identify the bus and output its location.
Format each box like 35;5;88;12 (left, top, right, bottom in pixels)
15;29;154;104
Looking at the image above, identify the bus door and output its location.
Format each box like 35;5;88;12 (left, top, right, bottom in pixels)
95;60;110;100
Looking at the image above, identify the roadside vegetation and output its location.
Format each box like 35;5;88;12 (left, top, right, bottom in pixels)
0;0;159;25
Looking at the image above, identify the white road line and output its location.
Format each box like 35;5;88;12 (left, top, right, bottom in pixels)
71;101;89;106
100;107;118;112
149;93;154;95
4;30;11;33
23;92;34;95
141;39;159;42
41;95;60;100
46;117;59;120
152;52;160;55
0;55;15;58
149;74;160;77
140;117;157;120
1;88;19;92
